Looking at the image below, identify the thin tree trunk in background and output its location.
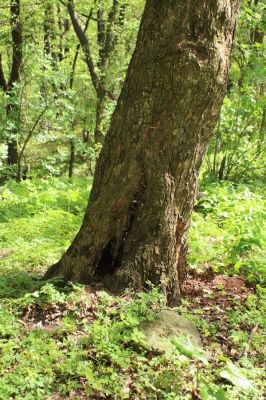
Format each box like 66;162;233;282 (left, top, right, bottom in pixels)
7;0;23;166
250;0;264;44
66;0;123;144
68;139;75;178
44;1;52;56
43;0;59;65
7;138;19;165
218;154;227;180
7;94;19;166
95;89;106;144
67;18;90;180
45;0;240;305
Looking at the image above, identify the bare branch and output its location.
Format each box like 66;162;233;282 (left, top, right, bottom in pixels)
58;0;67;7
70;16;90;89
17;106;48;180
67;0;100;91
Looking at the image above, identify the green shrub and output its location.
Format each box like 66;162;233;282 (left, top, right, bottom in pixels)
189;180;266;285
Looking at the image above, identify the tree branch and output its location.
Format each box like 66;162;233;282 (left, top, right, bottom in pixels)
67;0;100;91
17;106;48;181
70;16;90;89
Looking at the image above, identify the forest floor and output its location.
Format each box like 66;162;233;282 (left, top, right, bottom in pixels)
0;177;265;399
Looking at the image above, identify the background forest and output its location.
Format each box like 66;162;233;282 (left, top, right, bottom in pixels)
0;0;265;399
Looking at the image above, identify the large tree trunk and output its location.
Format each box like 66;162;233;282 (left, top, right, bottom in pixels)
45;0;239;304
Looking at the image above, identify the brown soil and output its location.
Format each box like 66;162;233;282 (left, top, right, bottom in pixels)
183;273;254;305
183;274;260;361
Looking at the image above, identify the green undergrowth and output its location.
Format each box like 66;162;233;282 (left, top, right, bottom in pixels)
0;176;265;399
0;177;91;274
189;179;266;285
1;177;265;284
0;282;265;399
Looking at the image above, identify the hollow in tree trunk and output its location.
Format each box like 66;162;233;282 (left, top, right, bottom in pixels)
45;0;240;305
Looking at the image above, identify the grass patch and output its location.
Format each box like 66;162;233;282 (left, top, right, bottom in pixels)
0;177;91;274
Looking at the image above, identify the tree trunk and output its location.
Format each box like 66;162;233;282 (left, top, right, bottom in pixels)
44;1;52;56
6;0;23;167
7;140;19;166
218;155;227;180
95;89;106;144
45;0;239;304
68;139;75;178
6;99;19;166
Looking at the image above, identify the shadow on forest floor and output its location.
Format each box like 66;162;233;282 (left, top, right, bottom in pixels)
0;269;41;300
0;267;67;300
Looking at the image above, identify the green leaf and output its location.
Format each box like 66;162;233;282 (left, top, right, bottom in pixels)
171;336;208;365
219;362;254;389
199;383;228;400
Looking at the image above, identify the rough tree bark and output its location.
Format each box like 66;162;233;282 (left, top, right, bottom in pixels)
45;0;240;304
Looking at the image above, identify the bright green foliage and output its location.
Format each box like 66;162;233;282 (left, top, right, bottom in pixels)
189;179;266;284
206;0;266;181
0;0;144;180
0;177;91;274
219;361;254;390
0;176;91;220
1;177;264;286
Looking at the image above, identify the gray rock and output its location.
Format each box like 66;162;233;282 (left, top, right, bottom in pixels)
0;248;12;259
140;309;201;354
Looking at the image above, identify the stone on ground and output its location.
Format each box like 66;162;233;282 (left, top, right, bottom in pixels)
140;309;201;354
